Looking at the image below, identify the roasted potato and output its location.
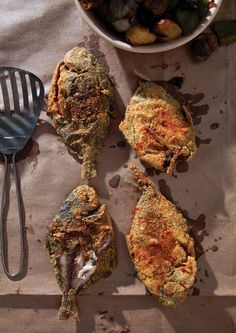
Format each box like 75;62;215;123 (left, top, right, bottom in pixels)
126;25;157;46
154;19;182;41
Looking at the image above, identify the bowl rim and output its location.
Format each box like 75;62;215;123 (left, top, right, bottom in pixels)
75;0;223;53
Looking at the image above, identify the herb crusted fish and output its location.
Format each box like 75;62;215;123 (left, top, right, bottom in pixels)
119;81;197;174
126;167;197;307
46;185;116;319
48;47;114;179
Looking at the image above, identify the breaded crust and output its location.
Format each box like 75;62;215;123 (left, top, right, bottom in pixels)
47;185;116;319
48;47;113;179
119;81;197;173
126;167;197;307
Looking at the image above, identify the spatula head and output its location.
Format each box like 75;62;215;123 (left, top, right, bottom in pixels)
0;67;44;155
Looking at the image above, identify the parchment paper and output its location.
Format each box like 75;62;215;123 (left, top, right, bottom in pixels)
0;0;236;332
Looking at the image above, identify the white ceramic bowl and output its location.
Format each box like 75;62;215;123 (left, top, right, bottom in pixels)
75;0;223;53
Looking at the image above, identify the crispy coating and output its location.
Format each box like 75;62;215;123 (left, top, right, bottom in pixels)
119;81;197;173
48;47;113;179
46;185;116;320
126;167;197;307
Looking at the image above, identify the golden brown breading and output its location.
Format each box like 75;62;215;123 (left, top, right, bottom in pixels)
126;167;197;307
48;47;113;179
119;81;197;173
46;185;116;320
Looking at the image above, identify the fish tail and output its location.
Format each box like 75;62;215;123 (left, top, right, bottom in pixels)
81;162;97;179
81;154;97;180
58;290;79;320
125;166;154;192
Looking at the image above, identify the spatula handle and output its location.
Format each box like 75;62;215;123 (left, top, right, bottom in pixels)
0;153;26;280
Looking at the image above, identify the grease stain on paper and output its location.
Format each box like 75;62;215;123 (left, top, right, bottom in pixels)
210;122;219;130
109;175;121;188
183;92;209;126
196;136;212;147
26;225;35;235
117;141;126;148
158;179;174;202
150;62;181;72
176;161;189;173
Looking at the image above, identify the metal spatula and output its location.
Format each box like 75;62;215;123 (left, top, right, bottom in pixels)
0;67;44;280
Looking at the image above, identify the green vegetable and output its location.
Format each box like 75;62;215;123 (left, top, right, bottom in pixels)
199;0;208;18
175;9;200;35
191;32;218;61
168;0;181;11
213;20;236;46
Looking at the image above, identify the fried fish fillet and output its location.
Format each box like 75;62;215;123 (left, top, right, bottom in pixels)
48;47;113;179
126;167;197;307
46;185;116;319
119;81;197;173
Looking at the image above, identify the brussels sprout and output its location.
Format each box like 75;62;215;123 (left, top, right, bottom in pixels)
126;25;157;45
175;8;200;35
108;0;136;21
168;0;181;11
153;19;182;41
178;0;199;11
199;0;209;18
144;0;169;16
112;18;131;32
191;32;218;61
213;20;236;46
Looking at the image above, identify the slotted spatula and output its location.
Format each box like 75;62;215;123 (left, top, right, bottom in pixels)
0;67;44;280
